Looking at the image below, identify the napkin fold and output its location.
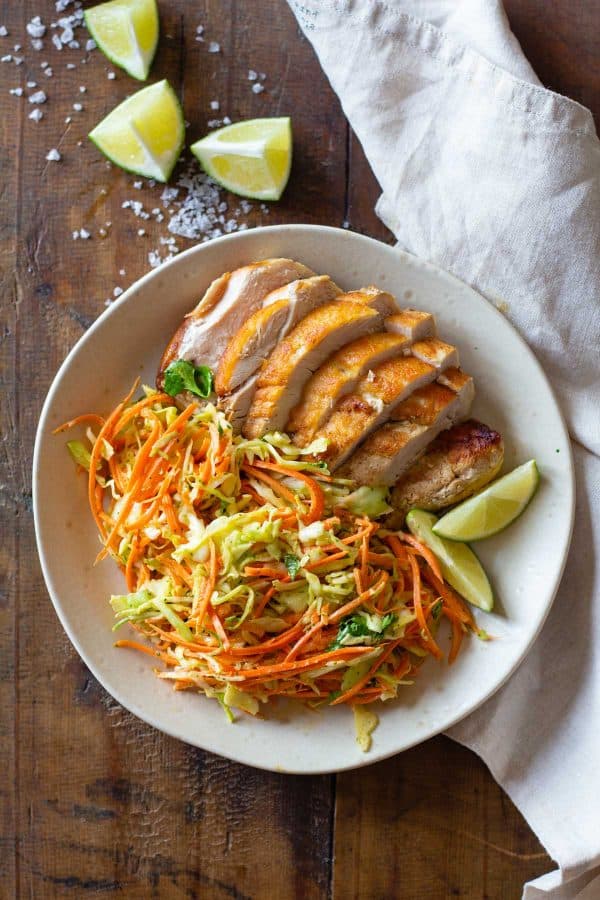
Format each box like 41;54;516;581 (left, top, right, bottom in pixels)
286;1;600;896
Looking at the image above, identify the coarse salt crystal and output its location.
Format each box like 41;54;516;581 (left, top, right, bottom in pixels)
79;228;91;239
27;17;46;39
208;41;220;53
79;84;86;92
46;148;61;161
119;268;126;276
29;90;47;103
210;99;219;110
107;71;115;80
252;83;264;94
44;68;53;76
73;102;82;111
137;228;146;237
222;115;231;125
31;39;44;51
85;38;96;51
72;230;79;239
196;25;204;35
27;80;37;88
13;44;21;51
113;287;123;297
40;61;48;67
9;87;23;96
29;108;43;121
13;56;23;65
66;62;76;69
0;26;8;37
64;116;71;123
1;54;11;62
247;69;257;81
52;34;62;51
133;180;142;189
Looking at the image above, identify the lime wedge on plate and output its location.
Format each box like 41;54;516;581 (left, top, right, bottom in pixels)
85;0;159;81
89;79;184;182
434;460;539;542
406;509;494;612
191;117;292;201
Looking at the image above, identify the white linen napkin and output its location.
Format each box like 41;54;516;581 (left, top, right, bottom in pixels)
286;1;600;896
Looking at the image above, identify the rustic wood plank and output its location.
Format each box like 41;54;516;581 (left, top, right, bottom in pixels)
3;0;346;897
333;737;552;899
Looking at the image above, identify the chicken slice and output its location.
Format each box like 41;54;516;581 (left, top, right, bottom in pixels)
410;338;459;372
387;420;504;526
341;287;398;316
286;332;409;447
385;308;436;341
438;367;472;393
215;275;341;395
157;257;314;390
243;301;381;438
339;375;475;485
319;356;437;470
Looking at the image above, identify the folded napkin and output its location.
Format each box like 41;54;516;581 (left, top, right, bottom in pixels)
286;1;600;896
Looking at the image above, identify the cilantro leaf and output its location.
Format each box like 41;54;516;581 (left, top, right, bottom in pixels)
329;612;397;650
284;553;301;579
163;359;214;399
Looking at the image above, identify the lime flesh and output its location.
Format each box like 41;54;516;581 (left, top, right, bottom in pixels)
406;509;494;612
191;117;292;201
434;460;540;542
85;0;159;81
89;79;184;182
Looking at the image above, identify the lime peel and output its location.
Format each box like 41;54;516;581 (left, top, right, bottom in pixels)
433;460;540;542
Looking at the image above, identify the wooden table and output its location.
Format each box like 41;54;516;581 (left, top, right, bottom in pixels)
2;2;597;897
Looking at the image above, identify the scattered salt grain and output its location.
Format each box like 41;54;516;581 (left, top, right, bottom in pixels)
31;39;44;51
247;69;258;81
73;102;82;111
79;228;91;239
0;26;8;37
1;55;12;62
13;56;23;65
64;116;71;123
85;38;96;52
98;227;107;237
40;61;48;68
119;268;126;276
207;119;222;129
27;80;37;88
72;230;79;240
104;299;112;307
66;62;76;69
44;67;53;76
52;34;62;51
107;71;115;80
208;41;220;53
133;180;142;190
222;115;231;125
29;108;43;121
210;99;219;110
9;87;23;96
13;44;21;52
113;286;123;297
27;16;46;39
29;90;47;104
137;228;146;237
46;148;61;161
259;72;266;81
79;84;86;92
252;83;264;94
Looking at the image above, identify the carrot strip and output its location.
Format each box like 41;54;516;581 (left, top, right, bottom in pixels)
394;532;444;583
331;640;402;705
53;413;105;434
114;639;177;666
406;551;443;660
250;460;324;524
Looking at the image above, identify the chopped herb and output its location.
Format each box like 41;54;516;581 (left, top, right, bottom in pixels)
163;359;214;399
330;612;396;650
284;553;301;579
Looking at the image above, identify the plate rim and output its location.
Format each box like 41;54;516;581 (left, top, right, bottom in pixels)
33;223;576;774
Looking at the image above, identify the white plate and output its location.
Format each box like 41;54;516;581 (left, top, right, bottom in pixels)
33;225;574;774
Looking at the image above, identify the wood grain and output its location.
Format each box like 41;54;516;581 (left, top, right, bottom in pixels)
1;0;597;897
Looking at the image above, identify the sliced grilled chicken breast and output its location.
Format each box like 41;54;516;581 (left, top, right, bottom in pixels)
320;356;437;470
287;332;409;447
341;287;398;317
339;375;474;485
243;301;381;439
411;338;459;372
386;308;436;341
157;258;314;389
215;275;341;395
387;420;504;525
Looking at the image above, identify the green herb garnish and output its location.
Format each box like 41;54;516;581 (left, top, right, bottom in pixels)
330;612;396;650
284;553;301;579
163;359;214;399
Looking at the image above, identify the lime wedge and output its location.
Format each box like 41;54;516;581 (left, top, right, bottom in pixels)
191;118;292;201
89;79;184;182
85;0;159;81
434;460;540;542
406;509;494;612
